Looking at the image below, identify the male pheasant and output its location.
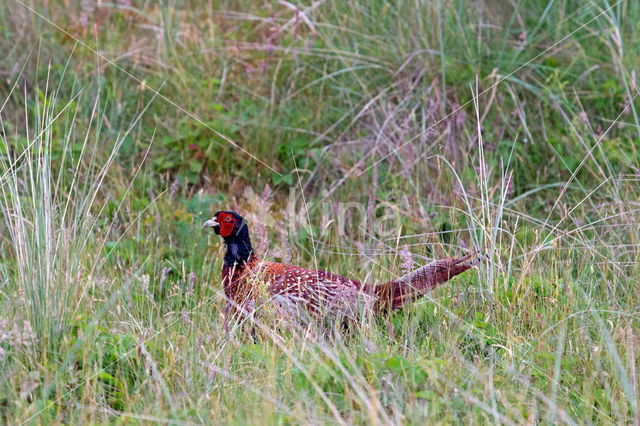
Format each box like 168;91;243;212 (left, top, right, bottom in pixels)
203;211;480;322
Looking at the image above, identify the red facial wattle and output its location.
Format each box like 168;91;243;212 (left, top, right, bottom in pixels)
217;212;237;237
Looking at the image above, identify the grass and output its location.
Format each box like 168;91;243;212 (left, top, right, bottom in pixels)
0;0;639;423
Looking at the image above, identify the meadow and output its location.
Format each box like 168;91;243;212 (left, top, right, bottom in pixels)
0;0;639;423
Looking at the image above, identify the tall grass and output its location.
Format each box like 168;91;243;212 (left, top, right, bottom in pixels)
0;72;97;354
0;0;639;423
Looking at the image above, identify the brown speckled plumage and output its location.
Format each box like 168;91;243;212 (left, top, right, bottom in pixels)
205;211;480;323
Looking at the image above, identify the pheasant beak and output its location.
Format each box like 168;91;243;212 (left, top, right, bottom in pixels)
202;218;219;228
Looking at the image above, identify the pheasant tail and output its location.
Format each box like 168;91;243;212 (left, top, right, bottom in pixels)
368;253;480;312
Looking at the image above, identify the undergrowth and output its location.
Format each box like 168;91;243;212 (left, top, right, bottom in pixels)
0;0;639;424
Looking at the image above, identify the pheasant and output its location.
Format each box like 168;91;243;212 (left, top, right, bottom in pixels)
203;211;480;322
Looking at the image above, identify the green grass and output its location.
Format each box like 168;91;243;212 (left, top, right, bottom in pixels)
1;0;639;423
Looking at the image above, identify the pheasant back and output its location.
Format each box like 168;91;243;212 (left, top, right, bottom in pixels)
222;257;375;320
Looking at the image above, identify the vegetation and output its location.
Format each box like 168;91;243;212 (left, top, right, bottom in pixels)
1;0;639;423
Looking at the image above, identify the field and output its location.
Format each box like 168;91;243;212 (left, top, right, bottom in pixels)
1;0;639;424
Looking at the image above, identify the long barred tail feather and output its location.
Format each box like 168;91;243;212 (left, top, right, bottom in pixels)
368;252;484;312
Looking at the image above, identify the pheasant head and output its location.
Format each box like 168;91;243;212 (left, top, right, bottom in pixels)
203;211;254;265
